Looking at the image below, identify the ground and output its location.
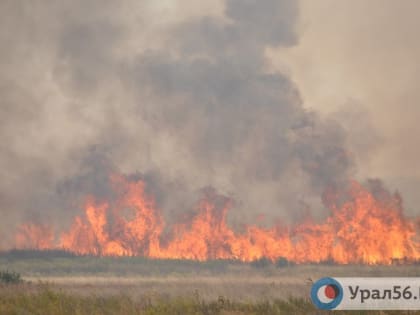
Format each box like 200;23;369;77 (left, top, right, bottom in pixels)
0;251;419;314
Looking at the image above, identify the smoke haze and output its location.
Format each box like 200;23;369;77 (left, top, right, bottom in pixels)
273;0;420;216
0;0;417;244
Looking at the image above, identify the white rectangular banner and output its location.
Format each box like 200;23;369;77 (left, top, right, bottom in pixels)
311;277;420;310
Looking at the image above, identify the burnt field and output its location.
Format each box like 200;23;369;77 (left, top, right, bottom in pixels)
1;250;420;314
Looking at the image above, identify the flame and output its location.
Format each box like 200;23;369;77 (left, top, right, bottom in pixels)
13;176;420;264
59;175;163;256
15;223;55;250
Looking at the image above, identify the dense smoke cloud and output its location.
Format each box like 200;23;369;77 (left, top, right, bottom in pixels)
275;0;420;216
0;0;359;241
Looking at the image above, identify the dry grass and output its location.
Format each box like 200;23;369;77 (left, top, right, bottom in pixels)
18;263;420;302
0;253;420;314
23;275;307;302
0;283;419;315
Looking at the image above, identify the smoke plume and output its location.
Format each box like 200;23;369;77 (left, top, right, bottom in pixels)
0;0;367;243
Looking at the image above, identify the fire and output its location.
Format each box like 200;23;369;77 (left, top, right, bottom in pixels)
15;223;55;250
12;175;420;264
325;182;419;264
60;175;163;256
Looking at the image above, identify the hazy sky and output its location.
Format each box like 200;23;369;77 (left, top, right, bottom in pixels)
0;0;419;242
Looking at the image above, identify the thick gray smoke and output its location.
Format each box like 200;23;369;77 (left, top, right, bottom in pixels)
0;0;356;244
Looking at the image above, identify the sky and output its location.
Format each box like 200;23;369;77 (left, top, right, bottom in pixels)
1;0;419;242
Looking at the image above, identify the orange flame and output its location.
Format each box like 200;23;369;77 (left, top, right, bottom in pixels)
15;223;55;250
13;176;420;264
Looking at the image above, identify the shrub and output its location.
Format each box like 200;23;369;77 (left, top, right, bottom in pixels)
0;270;22;284
275;257;293;267
251;257;272;268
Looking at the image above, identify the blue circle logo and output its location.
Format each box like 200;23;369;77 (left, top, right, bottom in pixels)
311;277;343;310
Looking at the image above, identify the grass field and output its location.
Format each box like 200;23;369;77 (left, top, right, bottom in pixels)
1;250;420;314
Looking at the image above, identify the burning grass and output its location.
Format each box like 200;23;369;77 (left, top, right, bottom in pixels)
11;175;420;265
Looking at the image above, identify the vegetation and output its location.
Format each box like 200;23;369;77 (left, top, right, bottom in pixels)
1;250;418;278
0;287;419;315
2;249;77;259
0;250;242;276
0;270;22;284
1;251;419;314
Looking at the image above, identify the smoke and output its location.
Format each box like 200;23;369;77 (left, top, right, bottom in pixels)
274;0;420;216
1;0;361;240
